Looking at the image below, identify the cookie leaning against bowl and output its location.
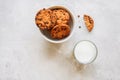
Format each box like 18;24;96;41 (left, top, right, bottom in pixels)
53;9;70;24
51;24;70;39
35;8;57;30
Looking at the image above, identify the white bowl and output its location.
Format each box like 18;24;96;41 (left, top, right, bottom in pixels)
37;6;74;43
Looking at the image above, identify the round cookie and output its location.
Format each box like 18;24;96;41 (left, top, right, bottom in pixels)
35;8;57;30
51;24;70;39
53;9;70;24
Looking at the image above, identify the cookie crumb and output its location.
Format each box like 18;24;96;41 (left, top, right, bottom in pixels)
78;15;80;18
79;26;81;28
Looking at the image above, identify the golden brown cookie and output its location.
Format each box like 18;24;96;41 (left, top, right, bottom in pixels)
35;8;57;30
50;12;57;28
83;14;94;32
51;24;70;39
53;9;70;24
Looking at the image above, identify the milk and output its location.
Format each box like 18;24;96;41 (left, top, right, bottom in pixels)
74;41;97;64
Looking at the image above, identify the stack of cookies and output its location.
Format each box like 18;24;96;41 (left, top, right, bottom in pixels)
35;8;71;39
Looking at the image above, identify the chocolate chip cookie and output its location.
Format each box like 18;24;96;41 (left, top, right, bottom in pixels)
51;24;70;39
53;9;70;24
83;14;94;32
35;8;57;30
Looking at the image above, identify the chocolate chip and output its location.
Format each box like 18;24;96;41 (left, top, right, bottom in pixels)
51;22;54;24
44;21;49;24
38;18;42;21
36;23;39;26
35;17;37;20
43;8;45;10
48;11;51;13
54;28;57;30
36;12;40;16
61;27;66;30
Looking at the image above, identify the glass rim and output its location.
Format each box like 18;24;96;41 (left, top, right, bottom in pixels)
73;40;98;64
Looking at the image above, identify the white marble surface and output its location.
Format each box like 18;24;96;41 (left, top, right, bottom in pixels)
0;0;120;80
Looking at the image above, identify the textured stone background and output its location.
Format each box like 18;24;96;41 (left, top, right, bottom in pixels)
0;0;120;80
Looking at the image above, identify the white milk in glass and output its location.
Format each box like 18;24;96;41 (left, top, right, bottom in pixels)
74;41;97;64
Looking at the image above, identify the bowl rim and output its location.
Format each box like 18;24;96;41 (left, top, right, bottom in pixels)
38;6;75;43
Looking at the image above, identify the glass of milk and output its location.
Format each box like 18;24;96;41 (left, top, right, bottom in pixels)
74;40;98;64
